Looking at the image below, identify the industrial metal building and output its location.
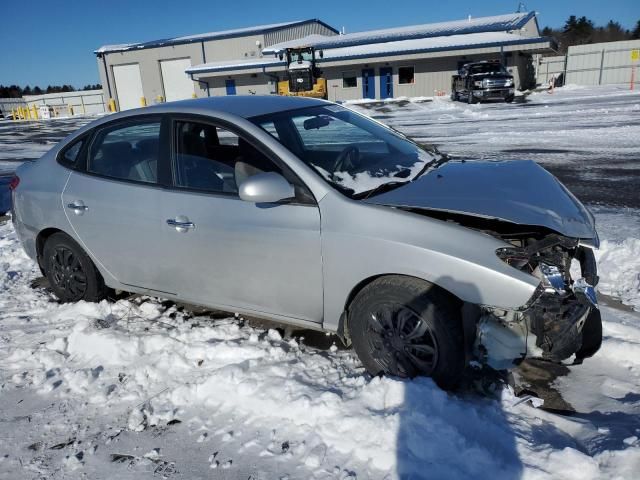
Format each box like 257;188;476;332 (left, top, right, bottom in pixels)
96;11;555;108
95;20;338;110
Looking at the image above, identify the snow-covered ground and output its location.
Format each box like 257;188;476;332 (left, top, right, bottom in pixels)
1;85;639;479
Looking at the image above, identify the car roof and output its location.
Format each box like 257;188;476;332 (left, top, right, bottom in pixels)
146;95;329;119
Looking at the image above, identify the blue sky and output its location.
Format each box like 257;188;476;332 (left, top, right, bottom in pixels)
1;0;638;88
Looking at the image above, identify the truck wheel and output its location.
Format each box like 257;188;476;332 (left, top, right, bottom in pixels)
348;276;465;390
505;95;515;103
450;91;458;102
467;91;477;104
43;232;109;303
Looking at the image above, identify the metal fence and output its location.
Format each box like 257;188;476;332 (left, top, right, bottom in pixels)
0;90;106;118
537;39;640;87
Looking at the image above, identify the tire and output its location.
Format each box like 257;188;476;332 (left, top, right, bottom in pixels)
450;90;458;102
505;95;515;103
348;276;465;390
43;232;109;302
467;91;477;104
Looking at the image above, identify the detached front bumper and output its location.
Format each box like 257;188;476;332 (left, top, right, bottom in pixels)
475;245;602;370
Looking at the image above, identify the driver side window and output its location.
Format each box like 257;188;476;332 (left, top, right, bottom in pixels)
171;120;314;203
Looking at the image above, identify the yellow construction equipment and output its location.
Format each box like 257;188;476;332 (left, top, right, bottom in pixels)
277;47;327;99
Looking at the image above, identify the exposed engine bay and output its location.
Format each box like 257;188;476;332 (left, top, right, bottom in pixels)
406;208;603;370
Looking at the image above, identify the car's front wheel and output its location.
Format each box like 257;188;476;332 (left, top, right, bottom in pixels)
43;232;109;302
348;276;465;390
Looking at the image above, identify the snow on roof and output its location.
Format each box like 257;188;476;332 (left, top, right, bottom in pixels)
95;19;337;54
262;11;536;54
319;31;547;62
187;31;549;75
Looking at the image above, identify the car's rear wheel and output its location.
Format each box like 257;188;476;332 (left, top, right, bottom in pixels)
43;232;108;302
348;276;465;390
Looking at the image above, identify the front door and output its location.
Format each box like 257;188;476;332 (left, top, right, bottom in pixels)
379;67;393;99
225;79;236;95
161;118;324;323
61;118;172;293
362;69;375;99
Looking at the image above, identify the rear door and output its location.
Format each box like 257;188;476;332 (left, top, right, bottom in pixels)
61;116;174;293
160;116;323;323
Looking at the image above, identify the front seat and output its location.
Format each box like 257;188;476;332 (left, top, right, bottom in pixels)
234;138;273;186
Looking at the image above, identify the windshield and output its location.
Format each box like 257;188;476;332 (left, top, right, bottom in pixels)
288;50;313;64
250;105;442;198
468;63;508;75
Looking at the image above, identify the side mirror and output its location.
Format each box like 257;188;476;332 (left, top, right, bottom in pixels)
238;172;294;203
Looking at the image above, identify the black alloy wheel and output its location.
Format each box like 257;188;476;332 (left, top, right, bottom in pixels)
48;245;88;299
349;276;465;390
367;303;438;377
42;232;109;303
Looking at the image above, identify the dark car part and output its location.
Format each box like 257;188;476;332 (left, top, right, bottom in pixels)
348;275;465;390
43;232;109;302
493;235;601;364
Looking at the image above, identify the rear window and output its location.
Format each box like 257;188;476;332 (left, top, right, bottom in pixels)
58;138;85;168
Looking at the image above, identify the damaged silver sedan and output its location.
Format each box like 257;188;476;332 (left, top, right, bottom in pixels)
11;96;601;389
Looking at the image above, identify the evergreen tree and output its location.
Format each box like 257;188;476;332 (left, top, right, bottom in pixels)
633;20;640;39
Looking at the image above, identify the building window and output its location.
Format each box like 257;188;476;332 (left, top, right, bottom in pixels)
398;66;415;84
342;71;357;88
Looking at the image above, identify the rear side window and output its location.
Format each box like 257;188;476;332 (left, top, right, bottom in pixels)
58;138;84;168
88;121;161;184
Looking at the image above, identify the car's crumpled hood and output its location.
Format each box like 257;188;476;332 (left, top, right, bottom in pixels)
363;160;598;241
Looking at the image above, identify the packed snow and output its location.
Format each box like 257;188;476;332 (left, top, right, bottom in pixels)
1;85;639;479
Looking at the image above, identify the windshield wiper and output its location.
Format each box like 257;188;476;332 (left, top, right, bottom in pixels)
411;153;450;181
356;181;409;200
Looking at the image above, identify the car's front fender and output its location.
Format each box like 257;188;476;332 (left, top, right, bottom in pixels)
319;193;539;331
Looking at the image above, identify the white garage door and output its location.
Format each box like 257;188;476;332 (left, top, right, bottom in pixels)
113;64;144;111
160;58;195;102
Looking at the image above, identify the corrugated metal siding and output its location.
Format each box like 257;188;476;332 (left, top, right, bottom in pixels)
208;74;275;96
537;39;640;86
264;22;338;46
204;35;266;62
536;55;566;84
323;52;528;101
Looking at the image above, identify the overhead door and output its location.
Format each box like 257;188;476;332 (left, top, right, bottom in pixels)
113;64;144;111
160;58;194;102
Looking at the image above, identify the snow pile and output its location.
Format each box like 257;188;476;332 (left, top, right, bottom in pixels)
593;208;640;310
596;237;640;309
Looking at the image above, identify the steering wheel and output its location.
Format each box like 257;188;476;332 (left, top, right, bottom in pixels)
332;145;360;175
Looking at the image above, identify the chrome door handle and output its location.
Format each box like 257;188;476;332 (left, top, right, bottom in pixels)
166;218;195;232
67;202;88;215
